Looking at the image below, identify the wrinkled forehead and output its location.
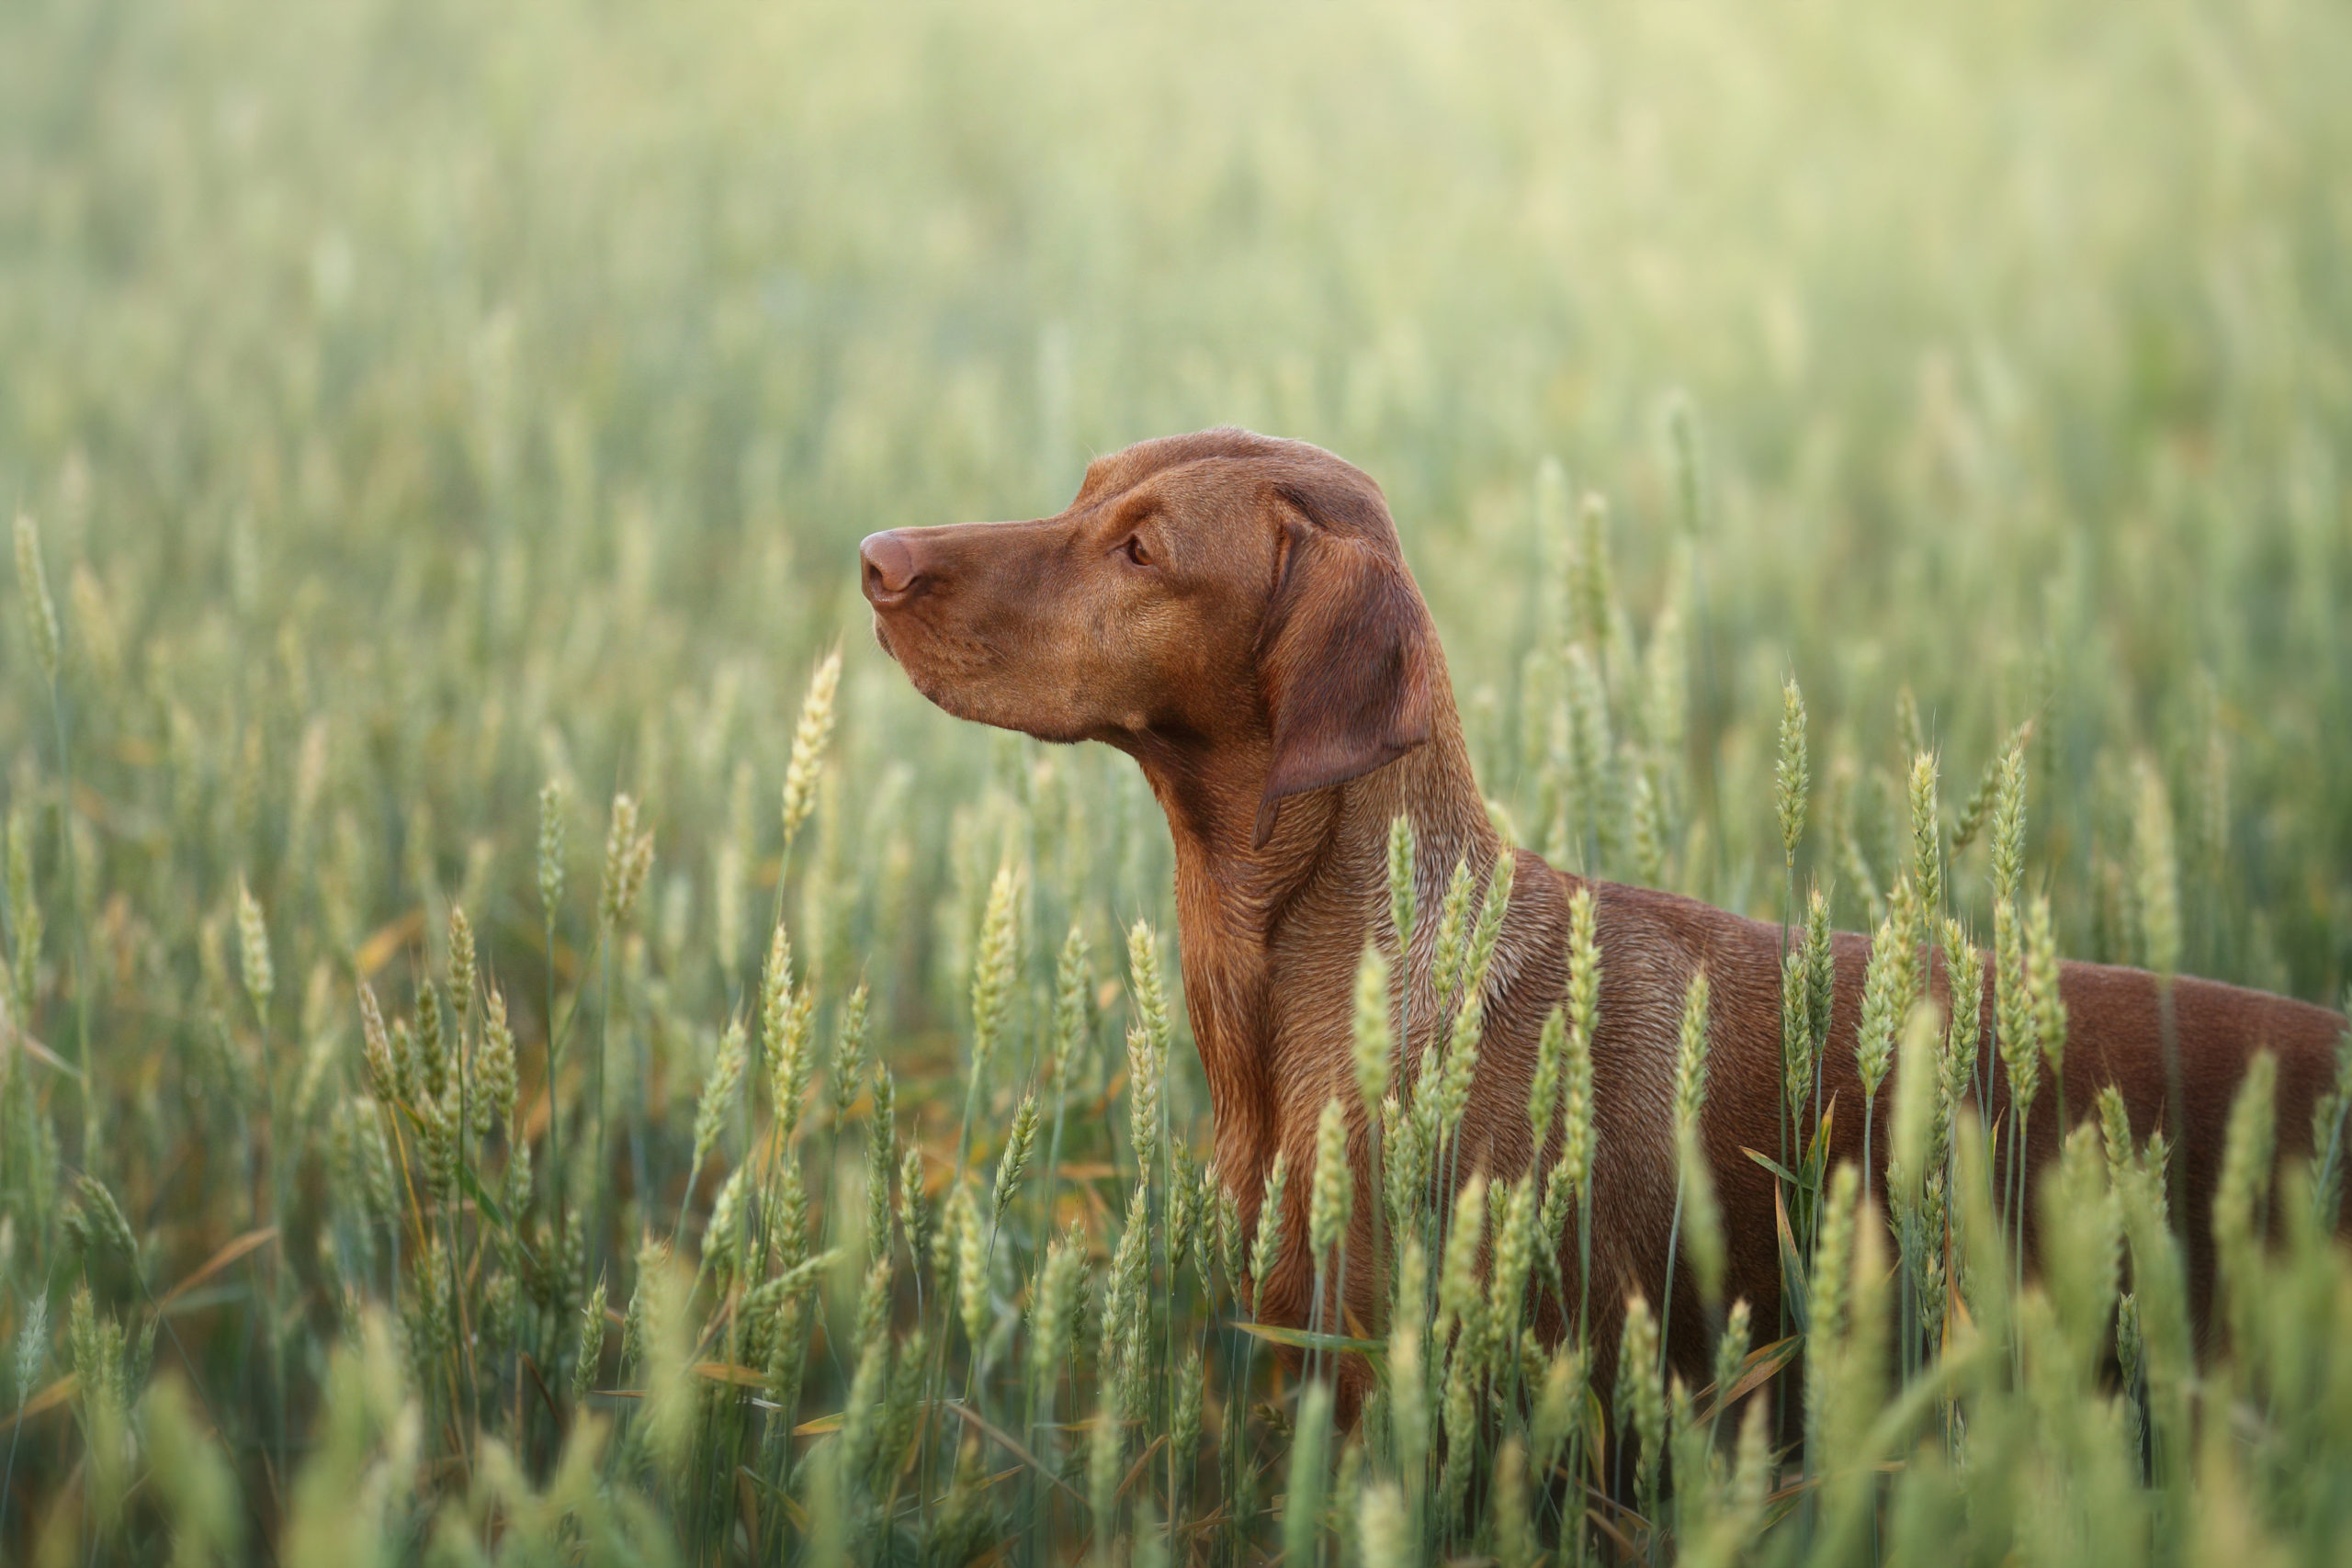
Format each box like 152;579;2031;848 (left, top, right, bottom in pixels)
1068;430;1398;552
1072;428;1319;508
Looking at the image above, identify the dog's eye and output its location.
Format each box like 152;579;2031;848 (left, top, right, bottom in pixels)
1123;535;1152;567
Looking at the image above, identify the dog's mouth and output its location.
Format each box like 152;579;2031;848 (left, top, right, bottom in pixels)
867;608;900;664
865;604;974;717
866;602;1103;747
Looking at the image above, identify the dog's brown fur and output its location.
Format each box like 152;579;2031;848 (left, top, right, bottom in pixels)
862;427;2346;1402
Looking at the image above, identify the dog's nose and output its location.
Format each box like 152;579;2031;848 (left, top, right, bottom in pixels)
860;531;924;605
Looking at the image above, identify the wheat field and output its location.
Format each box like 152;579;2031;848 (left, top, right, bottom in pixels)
1;0;2350;1562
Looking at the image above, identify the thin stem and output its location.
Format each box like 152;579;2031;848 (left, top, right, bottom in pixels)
1163;1250;1178;1536
673;1155;704;1253
1159;1035;1174;1549
2010;1105;2027;1292
1577;1183;1593;1350
627;1031;650;1271
46;691;92;1168
1567;1427;1588;1568
546;904;565;1270
458;1004;481;1450
1365;1117;1386;1335
1307;1262;1328;1390
254;987;290;1505
922;1064;988;1507
1777;851;1795;1440
1332;1238;1349;1355
1038;1065;1070;1247
592;919;615;1268
1230;1322;1257;1564
445;1171;470;1470
0;1395;22;1550
2010;1100;2030;1386
1657;1175;1685;1380
1862;1099;1876;1223
1811;999;1829;1259
2159;981;2185;1224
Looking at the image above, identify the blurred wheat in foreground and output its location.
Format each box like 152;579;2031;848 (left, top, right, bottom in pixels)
2;0;2351;1561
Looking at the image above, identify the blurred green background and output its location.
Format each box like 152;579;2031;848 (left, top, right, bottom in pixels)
7;0;2348;1003
2;0;2351;1553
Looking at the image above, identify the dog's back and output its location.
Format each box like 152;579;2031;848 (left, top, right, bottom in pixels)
1545;870;2348;1373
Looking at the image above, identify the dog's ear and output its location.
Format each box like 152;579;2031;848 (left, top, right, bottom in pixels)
1253;485;1438;847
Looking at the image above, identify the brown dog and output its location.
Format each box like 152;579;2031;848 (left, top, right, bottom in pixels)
861;426;2346;1398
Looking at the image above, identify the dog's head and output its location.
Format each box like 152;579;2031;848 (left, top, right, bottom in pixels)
862;428;1439;844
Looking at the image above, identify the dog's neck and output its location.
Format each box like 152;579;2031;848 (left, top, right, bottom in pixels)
1129;688;1506;1196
